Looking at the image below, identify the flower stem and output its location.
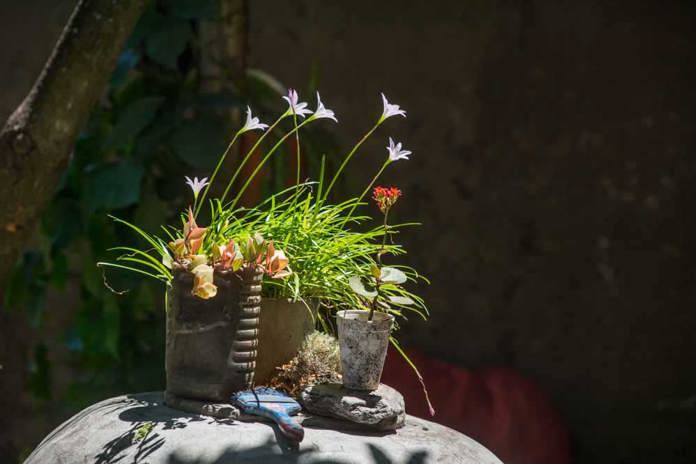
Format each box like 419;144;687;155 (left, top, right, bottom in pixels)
377;208;390;266
229;119;313;211
322;119;381;202
342;159;391;227
217;114;286;208
194;131;240;217
369;208;390;323
293;112;301;187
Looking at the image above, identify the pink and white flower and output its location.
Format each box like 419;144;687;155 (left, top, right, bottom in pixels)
386;137;412;162
282;88;313;118
240;106;269;133
310;92;337;122
379;93;406;121
185;176;209;199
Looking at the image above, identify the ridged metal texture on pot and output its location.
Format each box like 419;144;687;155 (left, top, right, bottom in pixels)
165;269;262;402
337;310;394;391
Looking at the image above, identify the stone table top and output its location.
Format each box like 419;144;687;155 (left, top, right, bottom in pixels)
25;392;503;464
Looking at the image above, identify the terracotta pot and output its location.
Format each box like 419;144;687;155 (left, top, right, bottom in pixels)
165;269;262;402
337;310;394;391
255;298;314;384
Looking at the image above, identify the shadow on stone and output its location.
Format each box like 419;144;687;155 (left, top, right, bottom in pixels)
95;421;166;464
95;394;238;464
25;393;499;464
162;441;431;464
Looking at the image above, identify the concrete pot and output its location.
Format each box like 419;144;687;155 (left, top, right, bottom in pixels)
337;310;394;391
255;298;315;384
165;269;262;402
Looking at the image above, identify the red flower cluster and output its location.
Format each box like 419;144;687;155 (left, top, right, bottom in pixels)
372;186;402;213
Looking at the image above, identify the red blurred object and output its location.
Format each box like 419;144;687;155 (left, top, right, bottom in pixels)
381;346;571;464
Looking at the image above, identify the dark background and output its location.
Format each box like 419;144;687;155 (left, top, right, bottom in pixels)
1;1;695;462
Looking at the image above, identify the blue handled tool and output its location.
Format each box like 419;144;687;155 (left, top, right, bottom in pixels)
231;387;305;443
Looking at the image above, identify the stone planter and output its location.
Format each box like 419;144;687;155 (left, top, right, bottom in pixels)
255;298;314;384
336;310;394;391
165;269;262;402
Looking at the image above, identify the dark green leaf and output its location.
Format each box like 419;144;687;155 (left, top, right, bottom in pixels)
104;97;165;149
132;192;170;236
103;295;121;359
165;0;218;19
84;160;145;211
145;18;191;69
28;343;52;400
170;118;226;169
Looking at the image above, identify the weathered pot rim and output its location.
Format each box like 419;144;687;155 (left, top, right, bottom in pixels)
337;309;394;322
337;310;394;332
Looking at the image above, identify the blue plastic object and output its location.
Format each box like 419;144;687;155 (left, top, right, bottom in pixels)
231;387;305;442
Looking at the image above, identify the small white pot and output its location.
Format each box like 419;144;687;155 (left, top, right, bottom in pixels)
337;310;394;391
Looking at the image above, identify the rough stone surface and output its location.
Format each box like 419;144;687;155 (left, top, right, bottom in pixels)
300;383;405;431
25;392;502;464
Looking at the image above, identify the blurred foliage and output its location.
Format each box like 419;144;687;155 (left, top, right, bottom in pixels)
4;0;337;413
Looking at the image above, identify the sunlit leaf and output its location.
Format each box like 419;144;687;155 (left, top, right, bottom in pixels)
380;267;407;284
389;295;415;306
349;276;377;298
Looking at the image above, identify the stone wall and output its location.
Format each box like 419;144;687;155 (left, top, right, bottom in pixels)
249;1;696;462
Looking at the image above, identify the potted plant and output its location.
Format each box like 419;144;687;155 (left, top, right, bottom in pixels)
164;225;290;401
99;90;433;413
339;186;414;390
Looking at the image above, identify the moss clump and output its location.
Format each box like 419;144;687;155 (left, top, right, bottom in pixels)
269;331;342;396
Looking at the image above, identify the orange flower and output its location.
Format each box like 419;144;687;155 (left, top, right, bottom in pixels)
372;186;402;213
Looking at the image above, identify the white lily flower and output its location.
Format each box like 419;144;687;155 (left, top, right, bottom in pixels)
185;176;209;199
379;93;406;122
282;88;313;118
310;92;338;122
240;106;268;133
386;137;412;162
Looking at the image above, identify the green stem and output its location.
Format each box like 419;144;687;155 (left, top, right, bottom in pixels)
369;208;390;322
218;114;286;207
293;112;301;187
342;159;391;227
230;118;313;211
377;208;390;266
194;131;240;217
322;119;381;202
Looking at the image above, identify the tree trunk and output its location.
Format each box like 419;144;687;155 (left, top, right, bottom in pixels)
0;0;147;286
0;1;146;461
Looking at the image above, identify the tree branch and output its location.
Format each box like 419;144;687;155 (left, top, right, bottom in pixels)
0;0;147;286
